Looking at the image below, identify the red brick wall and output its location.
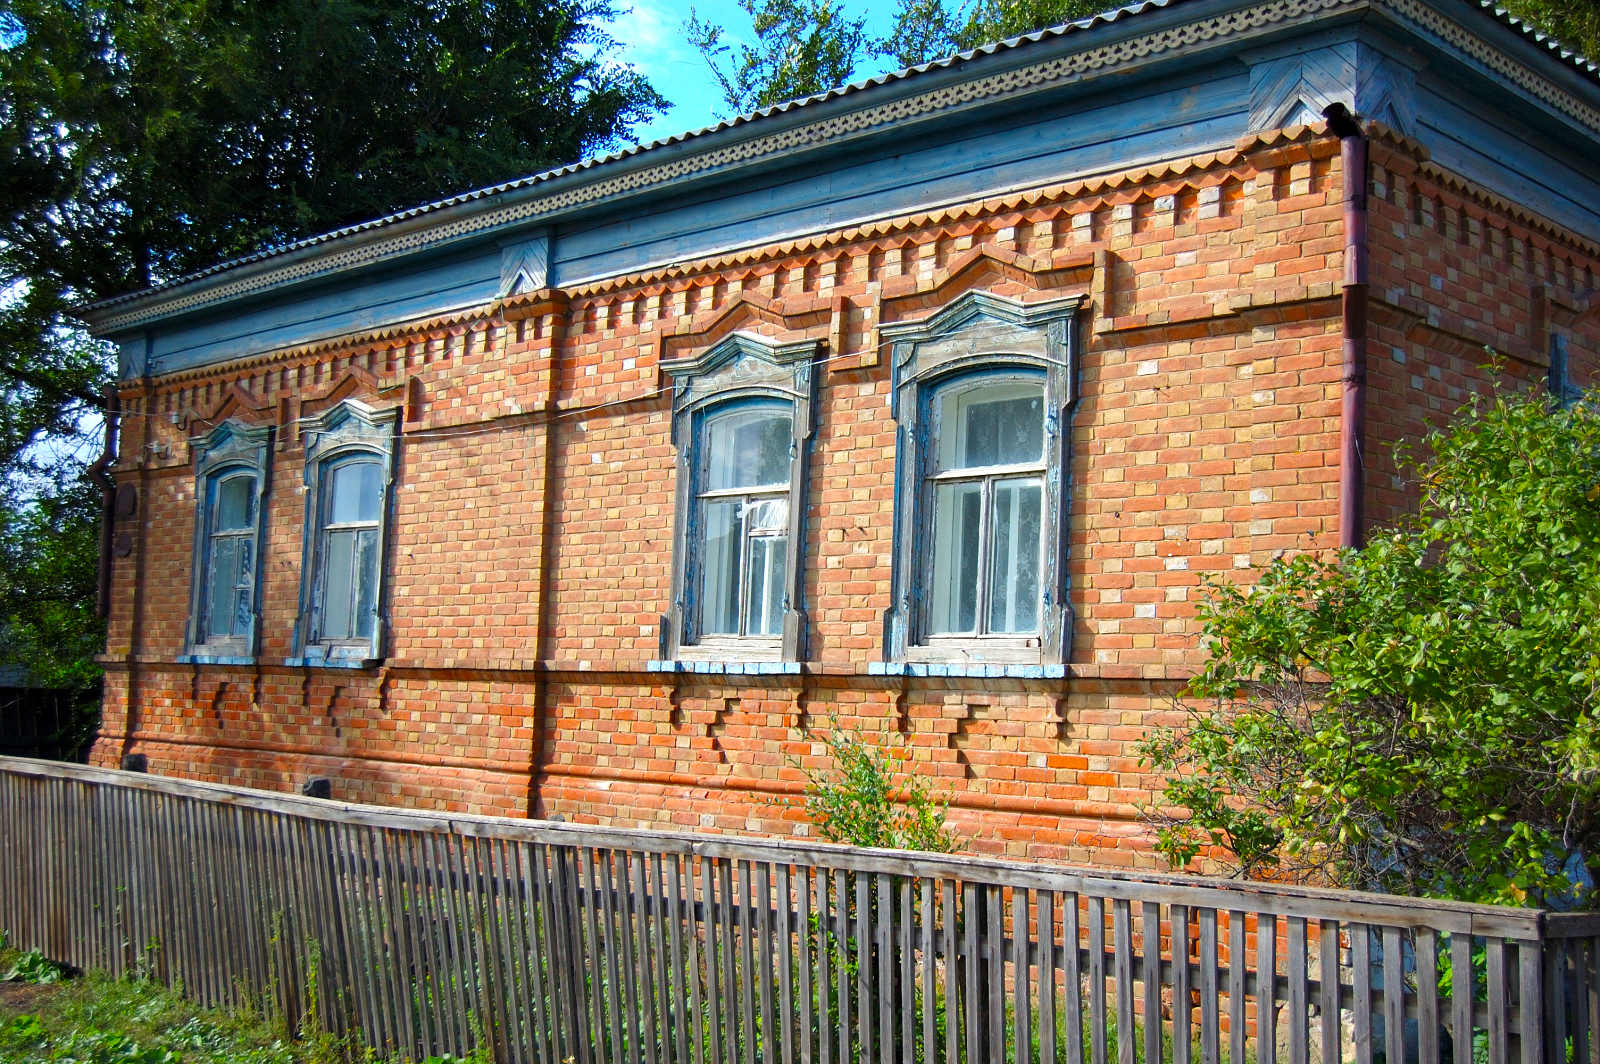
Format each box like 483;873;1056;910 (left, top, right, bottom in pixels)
91;122;1599;863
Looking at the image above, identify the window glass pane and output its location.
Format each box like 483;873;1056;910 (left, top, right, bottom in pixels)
206;538;239;641
744;497;789;533
936;382;1044;470
744;534;788;637
329;461;382;524
322;530;356;639
231;540;254;638
354;528;379;640
706;409;792;491
214;475;255;531
929;481;982;634
701;499;742;635
988;479;1042;634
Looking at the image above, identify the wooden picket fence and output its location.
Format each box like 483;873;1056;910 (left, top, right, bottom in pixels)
1;755;1595;1064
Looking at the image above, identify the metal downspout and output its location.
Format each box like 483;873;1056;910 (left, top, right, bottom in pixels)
1326;103;1370;550
89;390;121;617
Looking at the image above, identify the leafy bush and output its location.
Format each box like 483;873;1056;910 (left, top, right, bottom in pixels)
4;948;68;985
1141;382;1600;906
797;724;963;852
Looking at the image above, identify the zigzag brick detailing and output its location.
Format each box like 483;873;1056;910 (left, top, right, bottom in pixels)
80;0;1600;862
6;756;1598;1064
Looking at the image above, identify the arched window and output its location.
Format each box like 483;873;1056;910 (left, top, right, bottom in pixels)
184;420;271;663
201;470;260;643
882;291;1082;667
925;376;1047;637
310;456;384;646
696;403;795;641
292;400;399;667
662;331;819;664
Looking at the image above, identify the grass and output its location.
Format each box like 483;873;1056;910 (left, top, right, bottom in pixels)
0;937;487;1064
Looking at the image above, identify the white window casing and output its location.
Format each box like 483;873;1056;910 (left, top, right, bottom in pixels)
182;419;273;663
663;331;821;663
290;399;400;668
883;291;1084;666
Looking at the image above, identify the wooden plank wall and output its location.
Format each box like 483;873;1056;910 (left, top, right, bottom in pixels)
0;757;1584;1064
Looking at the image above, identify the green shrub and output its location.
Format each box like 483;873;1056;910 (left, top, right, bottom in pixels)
797;723;963;853
1142;381;1600;906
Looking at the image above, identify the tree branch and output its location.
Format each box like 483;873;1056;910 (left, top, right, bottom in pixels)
0;357;106;410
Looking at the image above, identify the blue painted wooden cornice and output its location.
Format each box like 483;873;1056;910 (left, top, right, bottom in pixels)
79;0;1600;381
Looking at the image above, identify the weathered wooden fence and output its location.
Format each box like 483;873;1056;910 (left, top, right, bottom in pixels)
1;756;1595;1064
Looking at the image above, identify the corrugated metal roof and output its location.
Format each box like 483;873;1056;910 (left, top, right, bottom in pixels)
78;0;1600;318
1482;1;1600;77
77;0;1174;316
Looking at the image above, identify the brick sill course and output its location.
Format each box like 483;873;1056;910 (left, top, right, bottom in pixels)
97;652;1195;684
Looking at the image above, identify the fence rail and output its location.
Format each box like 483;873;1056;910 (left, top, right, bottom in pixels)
0;756;1591;1063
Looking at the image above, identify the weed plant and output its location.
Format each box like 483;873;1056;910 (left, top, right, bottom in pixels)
0;935;488;1064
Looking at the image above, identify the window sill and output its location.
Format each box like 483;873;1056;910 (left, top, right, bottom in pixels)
677;640;783;663
871;662;1067;679
903;639;1044;666
175;653;255;666
284;655;382;670
648;660;802;675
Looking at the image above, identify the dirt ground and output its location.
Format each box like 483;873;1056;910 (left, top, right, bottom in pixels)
0;979;59;1015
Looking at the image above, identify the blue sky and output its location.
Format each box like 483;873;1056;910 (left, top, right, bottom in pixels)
603;0;906;148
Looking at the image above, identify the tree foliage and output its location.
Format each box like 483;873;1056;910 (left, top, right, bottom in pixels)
688;0;1110;106
0;0;664;690
686;0;866;114
690;0;1599;118
798;725;963;852
1142;382;1600;907
1503;0;1600;68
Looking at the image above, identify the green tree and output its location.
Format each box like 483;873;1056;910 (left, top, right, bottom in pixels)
0;0;664;693
1501;0;1600;67
731;0;1599;105
686;0;867;115
1142;380;1600;907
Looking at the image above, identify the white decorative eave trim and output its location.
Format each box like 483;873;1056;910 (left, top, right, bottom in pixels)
76;0;1600;338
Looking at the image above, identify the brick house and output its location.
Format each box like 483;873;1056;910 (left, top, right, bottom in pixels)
80;0;1600;864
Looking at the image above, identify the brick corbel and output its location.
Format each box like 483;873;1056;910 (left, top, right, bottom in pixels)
184;380;273;436
1369;293;1536;368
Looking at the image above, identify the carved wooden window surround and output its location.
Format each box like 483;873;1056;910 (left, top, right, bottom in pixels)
663;331;821;663
182;419;273;664
289;400;399;669
882;291;1084;667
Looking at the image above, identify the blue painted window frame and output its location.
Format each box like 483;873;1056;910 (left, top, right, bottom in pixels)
289;400;400;669
182;420;272;665
882;291;1083;666
663;331;820;663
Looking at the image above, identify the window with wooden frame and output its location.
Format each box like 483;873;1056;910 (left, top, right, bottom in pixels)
882;291;1083;666
291;400;399;667
183;420;272;663
663;331;821;663
1551;333;1583;407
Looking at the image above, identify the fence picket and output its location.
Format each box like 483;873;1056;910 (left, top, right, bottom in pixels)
1142;900;1161;1064
0;759;1570;1064
1258;913;1277;1064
